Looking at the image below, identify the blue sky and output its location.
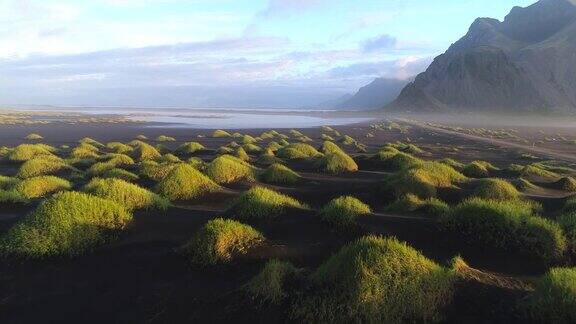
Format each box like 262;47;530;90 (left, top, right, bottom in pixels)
0;0;536;108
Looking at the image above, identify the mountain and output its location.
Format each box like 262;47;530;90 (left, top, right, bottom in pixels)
389;0;576;112
335;78;410;110
313;93;354;109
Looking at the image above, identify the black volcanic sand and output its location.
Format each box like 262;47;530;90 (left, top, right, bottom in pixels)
0;118;573;323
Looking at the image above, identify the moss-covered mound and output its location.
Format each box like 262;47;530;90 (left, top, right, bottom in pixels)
446;198;566;262
212;130;232;138
319;196;371;229
439;158;465;171
462;161;495;178
8;144;56;162
0;175;20;190
25;133;43;140
101;168;139;182
17;156;71;179
524;267;576;323
70;143;100;159
79;137;104;147
375;151;422;171
260;163;300;185
316;151;358;174
84;178;169;210
139;160;178;181
156;135;176;142
179;218;264;266
554;177;576;192
242;143;262;154
293;236;455;323
0;189;28;204
277;143;322;159
473;178;521;201
106;142;134;154
132;141;162;161
0;191;132;257
226;186;307;220
320;141;344;155
156;164;219;201
387;194;449;217
14;176;71;199
176;142;206;154
384;161;466;198
247;259;299;303
205;155;258;184
235;147;250;161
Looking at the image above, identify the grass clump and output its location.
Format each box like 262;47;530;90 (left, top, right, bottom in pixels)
524;267;576;323
205;155;258;184
156;164;219;201
242;134;257;144
384;161;466;198
0;191;132;258
554;177;576;192
376;151;422;171
14;176;71;199
132;141;162;161
156;135;176;142
70;143;100;159
320;141;344;155
179;218;264;266
0;190;28;204
521;164;559;179
387;194;449;217
0;175;20;190
79;137;104;147
8;144;56;162
247;259;299;303
277;143;322;160
319;196;371;230
260;163;300;185
293;236;455;323
235;147;250;161
226;186;307;220
139;161;178;181
176;142;205;154
242;143;262;154
439;158;465;171
17;156;71;178
462;161;494;178
473;178;520;201
106;142;134;154
513;178;538;191
316;151;358;174
101;168;139;182
25;133;43;140
84;178;169;210
212;130;231;138
340;135;356;145
446;198;566;263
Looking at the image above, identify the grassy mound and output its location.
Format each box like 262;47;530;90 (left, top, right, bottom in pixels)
247;259;299;303
387;194;449;217
446;198;566;262
212;130;231;138
131;141;162;161
316;151;358;174
524;267;576;323
321;134;334;141
205;155;258;184
156;164;219;201
139;161;178;181
260;163;300;185
242;134;257;144
179;218;264;266
101;168;139;182
462;161;493;178
0;191;132;257
14;176;71;199
340;135;357;145
318;196;371;229
473;178;520;201
384;161;466;198
559;213;576;254
277;143;322;159
8;144;56;162
159;153;181;163
439;158;465;171
293;236;455;323
235;147;250;161
376;151;422;171
84;178;169;210
217;146;234;155
70;143;100;159
554;177;576;192
79;137;104;147
242;143;262;154
176;142;206;154
0;175;20;190
0;190;28;204
17;156;71;178
226;186;307;220
106;142;134;154
521;164;558;179
513;178;538;191
25;133;43;140
156;135;176;142
320;141;345;155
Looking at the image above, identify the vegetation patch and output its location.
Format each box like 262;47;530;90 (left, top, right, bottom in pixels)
446;198;566;263
101;168;139;182
14;176;71;199
212;130;231;138
156;135;176;142
0;191;132;258
318;196;371;230
260;163;300;185
156;164;219;201
205;155;258;184
553;177;576;192
179;218;264;266
316;151;358;174
246;259;299;303
226;186;307;220
524;267;576;323
139;161;179;181
84;178;169;210
387;194;449;217
293;236;455;323
462;161;495;178
25;133;43;140
131;141;162;161
106;142;134;154
17;156;71;179
472;178;520;201
8;144;56;162
176;142;206;154
277;143;322;159
384;161;466;198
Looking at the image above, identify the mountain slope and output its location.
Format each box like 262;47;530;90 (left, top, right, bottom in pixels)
389;0;576;112
336;78;409;110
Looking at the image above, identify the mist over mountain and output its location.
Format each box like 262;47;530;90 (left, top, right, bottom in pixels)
389;0;576;112
335;78;410;110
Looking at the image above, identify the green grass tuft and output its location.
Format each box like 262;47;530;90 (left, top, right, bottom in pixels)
277;143;322;159
316;151;358;174
205;155;258;184
14;176;71;199
318;196;371;229
176;142;206;154
156;164;219;201
524;267;576;323
212;130;232;138
387;194;449;217
0;191;132;257
17;156;71;178
246;259;299;303
473;178;520;201
156;135;176;142
179;218;264;266
8;144;57;162
84;177;170;210
226;186;307;220
260;163;300;185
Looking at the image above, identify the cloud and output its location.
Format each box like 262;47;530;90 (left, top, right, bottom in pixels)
327;56;432;80
361;34;398;52
257;0;328;18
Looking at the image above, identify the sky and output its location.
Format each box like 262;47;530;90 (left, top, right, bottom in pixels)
0;0;537;108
